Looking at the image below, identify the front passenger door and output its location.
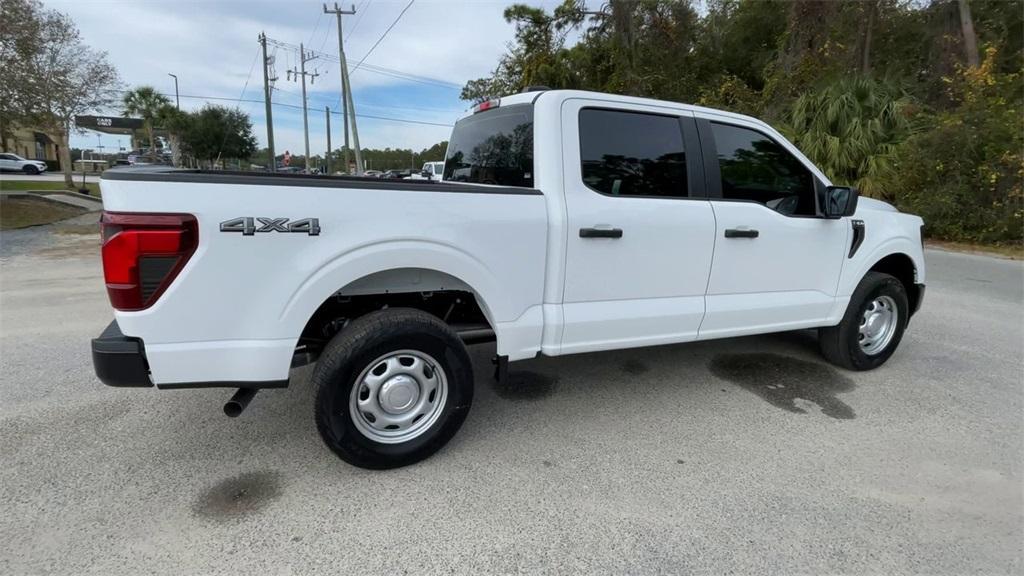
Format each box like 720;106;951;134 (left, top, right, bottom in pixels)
698;119;849;338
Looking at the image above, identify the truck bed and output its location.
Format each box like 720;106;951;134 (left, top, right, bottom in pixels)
100;167;549;386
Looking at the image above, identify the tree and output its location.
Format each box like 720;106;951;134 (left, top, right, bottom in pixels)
155;104;190;167
785;77;910;197
460;0;584;102
181;105;257;168
957;0;980;68
21;4;120;187
0;0;45;148
122;86;170;155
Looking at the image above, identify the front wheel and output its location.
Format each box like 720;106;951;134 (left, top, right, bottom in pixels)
312;308;474;469
22;165;39;175
819;271;909;371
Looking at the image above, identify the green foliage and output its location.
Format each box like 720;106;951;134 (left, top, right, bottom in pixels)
328;141;449;172
180;105;257;167
881;48;1022;244
122;86;170;152
785;77;911;196
467;0;1023;245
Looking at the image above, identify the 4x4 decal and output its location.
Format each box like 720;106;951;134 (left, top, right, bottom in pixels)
220;217;320;236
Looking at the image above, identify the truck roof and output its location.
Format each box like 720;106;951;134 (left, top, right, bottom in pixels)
458;89;766;128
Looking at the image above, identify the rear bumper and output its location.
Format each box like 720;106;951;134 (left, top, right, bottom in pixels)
91;320;152;387
91;320;290;390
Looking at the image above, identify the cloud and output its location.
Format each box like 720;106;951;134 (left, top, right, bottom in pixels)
44;0;573;154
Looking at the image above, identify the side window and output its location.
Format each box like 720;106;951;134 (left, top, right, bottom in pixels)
0;154;11;160
580;108;688;198
710;122;816;216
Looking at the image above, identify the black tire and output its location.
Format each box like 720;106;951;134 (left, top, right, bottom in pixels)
819;271;909;371
22;165;39;175
312;308;474;469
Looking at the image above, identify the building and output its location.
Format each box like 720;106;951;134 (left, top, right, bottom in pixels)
1;125;60;162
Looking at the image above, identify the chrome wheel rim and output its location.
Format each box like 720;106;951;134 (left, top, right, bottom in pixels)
858;295;898;355
349;350;448;444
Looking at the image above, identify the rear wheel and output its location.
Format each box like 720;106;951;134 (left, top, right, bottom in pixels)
22;165;39;175
819;272;909;371
312;308;474;469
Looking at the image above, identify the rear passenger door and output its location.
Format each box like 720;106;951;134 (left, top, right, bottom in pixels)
696;117;849;338
558;99;716;355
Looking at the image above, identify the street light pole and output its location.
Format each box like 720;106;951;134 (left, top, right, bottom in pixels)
167;73;179;109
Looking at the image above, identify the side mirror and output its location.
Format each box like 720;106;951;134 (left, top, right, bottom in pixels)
823;185;859;219
421;170;432;177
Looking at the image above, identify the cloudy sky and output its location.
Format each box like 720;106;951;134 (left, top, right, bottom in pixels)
45;0;579;156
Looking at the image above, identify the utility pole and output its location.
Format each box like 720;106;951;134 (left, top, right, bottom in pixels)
288;43;319;172
324;3;363;175
325;106;332;175
258;32;277;172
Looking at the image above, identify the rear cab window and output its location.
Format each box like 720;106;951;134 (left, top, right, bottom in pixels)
579;108;688;198
444;104;533;187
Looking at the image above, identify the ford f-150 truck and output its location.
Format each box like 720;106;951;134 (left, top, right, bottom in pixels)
91;89;925;469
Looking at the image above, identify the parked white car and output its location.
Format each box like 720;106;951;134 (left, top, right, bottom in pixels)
0;153;47;174
92;89;925;469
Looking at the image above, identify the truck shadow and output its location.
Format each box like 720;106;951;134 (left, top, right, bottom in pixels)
470;329;856;419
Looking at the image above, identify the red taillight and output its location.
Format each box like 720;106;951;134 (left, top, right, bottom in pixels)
100;211;198;311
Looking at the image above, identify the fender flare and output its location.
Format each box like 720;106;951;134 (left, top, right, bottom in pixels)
278;239;507;335
840;236;923;297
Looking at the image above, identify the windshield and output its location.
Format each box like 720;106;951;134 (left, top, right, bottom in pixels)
443;104;533;187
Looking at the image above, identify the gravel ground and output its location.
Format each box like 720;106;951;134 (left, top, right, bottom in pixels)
0;226;1021;575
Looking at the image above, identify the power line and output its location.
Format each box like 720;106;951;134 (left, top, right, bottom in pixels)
216;45;262;165
350;0;415;75
346;0;370;42
138;91;455;127
264;34;459;90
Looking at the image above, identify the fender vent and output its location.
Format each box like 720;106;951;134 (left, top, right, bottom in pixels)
849;220;865;258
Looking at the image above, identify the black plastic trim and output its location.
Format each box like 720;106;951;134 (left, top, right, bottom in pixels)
157;380;289;390
694;118;722;198
849;219;866;258
102;168;542;196
911;284;925;317
91;320;153;387
580;227;624;238
724;228;759;238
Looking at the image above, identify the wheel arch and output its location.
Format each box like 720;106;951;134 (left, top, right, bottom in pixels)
867;252;921;316
281;241;507;349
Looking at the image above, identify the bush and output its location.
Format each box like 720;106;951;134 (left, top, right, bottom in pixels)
883;48;1022;245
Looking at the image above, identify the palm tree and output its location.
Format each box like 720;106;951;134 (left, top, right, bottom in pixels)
122;86;170;157
156;104;190;167
785;77;911;197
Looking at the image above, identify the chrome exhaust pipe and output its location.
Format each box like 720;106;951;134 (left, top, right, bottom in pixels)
223;388;257;417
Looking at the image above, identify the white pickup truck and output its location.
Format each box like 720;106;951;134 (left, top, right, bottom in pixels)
406;161;445;181
91;89;925;469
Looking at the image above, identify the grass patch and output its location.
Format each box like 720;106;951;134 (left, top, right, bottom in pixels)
0;196;87;230
926;240;1023;260
0;179;100;197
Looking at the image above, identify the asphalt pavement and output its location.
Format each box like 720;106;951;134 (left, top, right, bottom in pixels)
1;223;1021;575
